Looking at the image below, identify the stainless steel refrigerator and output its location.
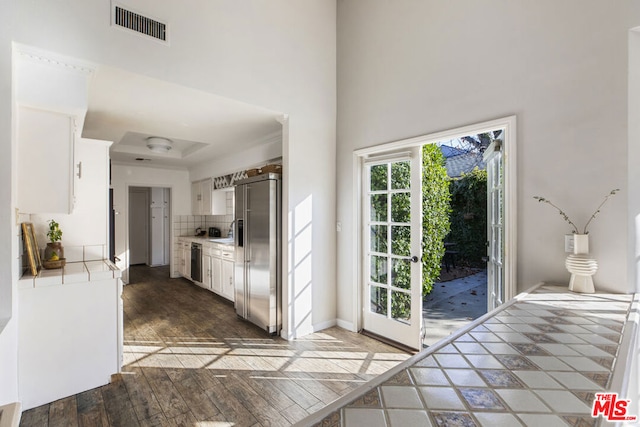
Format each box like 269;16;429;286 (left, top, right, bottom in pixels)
234;173;282;335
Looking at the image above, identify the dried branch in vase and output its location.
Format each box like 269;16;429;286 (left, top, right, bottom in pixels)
533;189;619;234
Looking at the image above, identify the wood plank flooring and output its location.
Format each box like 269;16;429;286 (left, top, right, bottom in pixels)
20;265;409;426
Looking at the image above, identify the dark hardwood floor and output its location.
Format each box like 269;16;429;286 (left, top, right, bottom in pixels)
20;265;409;426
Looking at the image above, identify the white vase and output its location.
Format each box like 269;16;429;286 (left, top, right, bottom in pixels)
565;234;597;293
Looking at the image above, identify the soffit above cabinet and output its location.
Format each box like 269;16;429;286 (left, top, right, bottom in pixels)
81;65;284;170
14;44;94;121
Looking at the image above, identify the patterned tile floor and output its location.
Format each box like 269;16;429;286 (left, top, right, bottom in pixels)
298;285;638;427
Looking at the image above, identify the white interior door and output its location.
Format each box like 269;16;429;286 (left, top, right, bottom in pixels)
484;140;505;311
362;147;423;350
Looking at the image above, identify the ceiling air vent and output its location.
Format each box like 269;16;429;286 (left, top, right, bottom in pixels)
112;4;168;44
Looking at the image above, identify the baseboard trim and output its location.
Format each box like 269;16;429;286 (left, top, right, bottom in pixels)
336;318;355;332
0;402;21;427
313;319;337;332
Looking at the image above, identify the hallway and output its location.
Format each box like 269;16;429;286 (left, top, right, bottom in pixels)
19;266;410;426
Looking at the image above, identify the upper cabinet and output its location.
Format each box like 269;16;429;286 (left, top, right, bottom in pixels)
17;107;77;214
192;178;213;215
211;189;231;215
14;45;95;215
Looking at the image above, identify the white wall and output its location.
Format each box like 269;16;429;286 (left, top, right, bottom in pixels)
0;0;19;405
627;26;640;419
189;132;282;182
8;0;337;340
111;163;190;282
629;28;640;294
336;0;639;326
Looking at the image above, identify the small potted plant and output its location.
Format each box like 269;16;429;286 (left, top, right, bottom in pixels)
44;219;65;269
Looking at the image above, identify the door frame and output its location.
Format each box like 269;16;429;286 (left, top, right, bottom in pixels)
122;183;174;284
352;115;517;333
128;187;151;266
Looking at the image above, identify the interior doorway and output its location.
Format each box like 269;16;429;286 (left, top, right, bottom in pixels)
128;186;171;274
129;187;150;265
355;117;517;351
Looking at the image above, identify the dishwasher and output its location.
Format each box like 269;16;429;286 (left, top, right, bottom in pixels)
191;242;202;283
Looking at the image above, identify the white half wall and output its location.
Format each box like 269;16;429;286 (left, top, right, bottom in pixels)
336;0;638;325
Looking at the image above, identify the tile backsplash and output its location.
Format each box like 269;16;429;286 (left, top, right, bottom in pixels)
175;191;234;237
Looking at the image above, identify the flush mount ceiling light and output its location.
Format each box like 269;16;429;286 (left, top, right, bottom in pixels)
146;136;173;154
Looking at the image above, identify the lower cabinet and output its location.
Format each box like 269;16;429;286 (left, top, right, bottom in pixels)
221;250;235;301
176;241;185;276
211;256;222;294
183;242;191;279
177;240;191;280
203;247;223;294
197;242;234;301
177;238;234;301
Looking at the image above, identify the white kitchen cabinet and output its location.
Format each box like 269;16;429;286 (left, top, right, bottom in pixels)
202;254;212;290
191;179;213;215
151;187;168;207
211;189;230;215
201;179;212;215
191;182;201;215
221;249;235;301
17;106;77;214
177;239;191;280
212;256;223;294
183;241;191;280
31;137;112;249
176;242;183;276
179;238;234;300
177;240;186;277
202;248;223;293
150;188;170;266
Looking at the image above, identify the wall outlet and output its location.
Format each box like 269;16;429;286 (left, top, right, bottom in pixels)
565;234;574;253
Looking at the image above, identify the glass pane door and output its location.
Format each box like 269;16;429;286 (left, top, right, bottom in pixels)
484;140;505;311
363;148;422;350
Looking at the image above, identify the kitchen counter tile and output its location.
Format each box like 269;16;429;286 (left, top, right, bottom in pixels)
35;267;63;287
19;259;121;288
63;261;89;284
295;285;637;427
85;260;114;281
18;275;35;289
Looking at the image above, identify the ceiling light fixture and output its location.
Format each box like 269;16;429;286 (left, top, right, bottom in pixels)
146;137;173;154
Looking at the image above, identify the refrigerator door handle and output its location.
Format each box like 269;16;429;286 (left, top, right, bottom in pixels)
237;219;244;247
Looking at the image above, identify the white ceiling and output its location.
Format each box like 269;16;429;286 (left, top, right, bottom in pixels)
81;66;284;169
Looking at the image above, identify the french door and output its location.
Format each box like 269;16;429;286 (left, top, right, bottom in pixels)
484;140;505;311
362;147;423;350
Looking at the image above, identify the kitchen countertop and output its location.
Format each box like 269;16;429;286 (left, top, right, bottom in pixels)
179;235;235;246
18;259;121;288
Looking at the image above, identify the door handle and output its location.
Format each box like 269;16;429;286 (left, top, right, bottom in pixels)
406;256;419;263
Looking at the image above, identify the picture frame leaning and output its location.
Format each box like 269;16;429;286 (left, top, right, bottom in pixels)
22;222;41;276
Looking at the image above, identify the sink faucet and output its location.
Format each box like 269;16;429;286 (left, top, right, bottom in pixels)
228;220;235;238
